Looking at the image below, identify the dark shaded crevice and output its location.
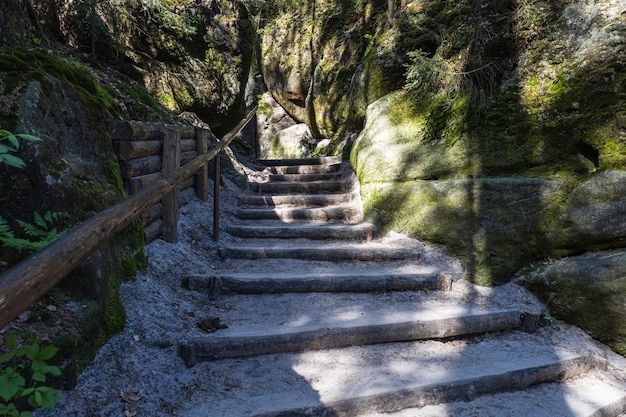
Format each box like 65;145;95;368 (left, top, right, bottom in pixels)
576;143;600;168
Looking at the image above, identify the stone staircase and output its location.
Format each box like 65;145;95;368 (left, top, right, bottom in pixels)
181;157;626;416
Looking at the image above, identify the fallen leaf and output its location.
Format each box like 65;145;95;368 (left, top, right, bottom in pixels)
197;317;228;333
120;390;143;403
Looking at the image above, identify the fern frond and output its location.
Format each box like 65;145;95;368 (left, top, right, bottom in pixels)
34;211;47;229
16;219;46;238
1;212;70;253
0;216;15;240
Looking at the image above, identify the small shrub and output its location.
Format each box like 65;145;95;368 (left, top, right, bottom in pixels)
0;130;42;169
0;334;62;417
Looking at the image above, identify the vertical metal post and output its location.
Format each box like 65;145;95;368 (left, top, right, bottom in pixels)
212;151;220;241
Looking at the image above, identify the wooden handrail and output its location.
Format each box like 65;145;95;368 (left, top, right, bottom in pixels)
0;107;256;330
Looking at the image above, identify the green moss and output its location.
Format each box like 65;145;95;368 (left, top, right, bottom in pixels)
101;153;127;197
361;174;568;286
156;90;179;111
99;220;145;343
257;100;274;116
521;264;626;357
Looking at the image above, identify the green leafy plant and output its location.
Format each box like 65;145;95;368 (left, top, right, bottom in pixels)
0;130;42;169
0;212;70;254
542;292;561;331
0;130;69;254
0;334;61;417
141;0;197;40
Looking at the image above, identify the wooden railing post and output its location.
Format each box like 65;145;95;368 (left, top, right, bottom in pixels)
253;112;259;159
195;128;209;201
162;126;181;243
213;149;220;241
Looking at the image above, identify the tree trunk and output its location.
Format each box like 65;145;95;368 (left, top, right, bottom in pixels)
387;0;396;27
305;0;322;138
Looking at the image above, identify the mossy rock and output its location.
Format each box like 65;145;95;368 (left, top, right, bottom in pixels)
515;250;626;356
261;0;397;139
360;177;566;286
266;124;314;159
0;47;154;386
351;87;626;286
548;171;626;252
351;92;476;182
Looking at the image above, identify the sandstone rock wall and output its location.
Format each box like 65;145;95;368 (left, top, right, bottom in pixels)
342;0;626;354
0;0;257;383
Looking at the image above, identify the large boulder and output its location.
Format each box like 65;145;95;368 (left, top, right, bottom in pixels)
260;0;399;140
0;51;150;386
267;123;315;159
255;92;298;159
359;178;567;286
352;93;626;286
350;94;476;182
515;250;626;356
548;171;626;251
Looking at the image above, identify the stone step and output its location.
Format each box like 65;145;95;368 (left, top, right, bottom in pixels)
180;309;534;363
267;172;343;182
260;156;342;166
238;192;356;207
365;375;626;417
248;355;605;417
183;270;451;295
173;308;626;417
249;178;353;194
218;241;421;261
267;163;341;174
232;206;363;223
226;221;376;240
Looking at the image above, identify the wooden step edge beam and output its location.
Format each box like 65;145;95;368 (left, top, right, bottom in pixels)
237;192;357;207
267;172;344;182
260;156;342;166
231;207;364;223
251;179;354;194
179;310;535;366
218;245;420;262
181;273;453;297
226;224;376;240
594;396;626;417
251;355;603;417
268;164;342;174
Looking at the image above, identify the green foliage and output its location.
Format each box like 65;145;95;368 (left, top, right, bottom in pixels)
0;212;70;254
72;0;127;56
542;293;561;331
0;130;42;169
0;334;62;416
244;0;292;20
0;129;70;254
141;0;197;40
404;49;440;100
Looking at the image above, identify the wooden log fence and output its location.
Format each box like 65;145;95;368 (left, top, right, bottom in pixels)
108;120;212;243
0;108;256;330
